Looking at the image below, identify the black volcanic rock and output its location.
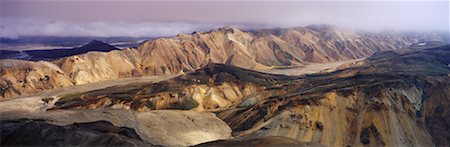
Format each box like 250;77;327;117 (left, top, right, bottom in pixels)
181;63;297;86
0;40;119;61
0;50;31;60
24;40;119;60
0;119;150;146
196;136;325;147
77;40;119;52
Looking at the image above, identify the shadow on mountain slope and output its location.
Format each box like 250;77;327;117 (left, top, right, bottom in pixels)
0;119;150;146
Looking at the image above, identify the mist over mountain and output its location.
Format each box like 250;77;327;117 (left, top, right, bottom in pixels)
0;36;149;46
1;1;449;38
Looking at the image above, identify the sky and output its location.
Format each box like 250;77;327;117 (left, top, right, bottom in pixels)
0;0;449;38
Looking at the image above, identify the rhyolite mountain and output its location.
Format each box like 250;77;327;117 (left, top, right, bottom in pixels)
1;44;449;146
1;25;448;98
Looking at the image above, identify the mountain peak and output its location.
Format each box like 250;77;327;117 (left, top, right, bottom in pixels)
79;40;118;52
87;39;104;44
305;24;336;31
84;40;109;47
219;25;237;29
216;25;241;33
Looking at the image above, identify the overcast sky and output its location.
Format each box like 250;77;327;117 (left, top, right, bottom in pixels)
1;0;449;38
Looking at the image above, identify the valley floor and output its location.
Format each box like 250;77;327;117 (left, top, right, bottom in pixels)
4;74;180;100
258;59;362;76
5;59;356;100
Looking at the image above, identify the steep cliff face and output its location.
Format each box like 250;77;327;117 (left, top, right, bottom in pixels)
1;26;448;99
219;81;445;147
420;77;450;146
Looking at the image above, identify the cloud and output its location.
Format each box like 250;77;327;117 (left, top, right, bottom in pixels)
2;1;449;35
0;1;450;37
0;17;225;38
1;0;449;38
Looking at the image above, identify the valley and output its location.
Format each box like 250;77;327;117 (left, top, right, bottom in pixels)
258;59;362;76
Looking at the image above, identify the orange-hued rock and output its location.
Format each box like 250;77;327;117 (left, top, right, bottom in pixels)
211;46;449;147
0;109;232;146
1;26;448;98
0;59;74;98
137;25;440;74
53;48;143;85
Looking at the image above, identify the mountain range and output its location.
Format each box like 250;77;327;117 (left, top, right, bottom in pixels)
1;25;448;99
1;43;449;146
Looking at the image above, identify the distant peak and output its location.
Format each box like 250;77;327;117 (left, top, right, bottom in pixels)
305;25;353;33
306;24;334;28
217;26;241;33
305;24;337;31
86;40;106;45
82;40;114;47
78;40;118;51
219;25;237;29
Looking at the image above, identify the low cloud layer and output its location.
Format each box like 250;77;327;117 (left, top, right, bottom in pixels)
1;1;449;38
0;17;225;38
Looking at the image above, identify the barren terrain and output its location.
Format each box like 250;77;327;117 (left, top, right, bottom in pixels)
259;59;363;76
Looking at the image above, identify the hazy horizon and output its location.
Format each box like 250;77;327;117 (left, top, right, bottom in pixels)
1;0;449;38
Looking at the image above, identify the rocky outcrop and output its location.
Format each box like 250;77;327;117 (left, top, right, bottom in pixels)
52;48;143;85
196;136;325;147
0;108;232;146
136;110;232;146
0;60;74;98
0;119;148;146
